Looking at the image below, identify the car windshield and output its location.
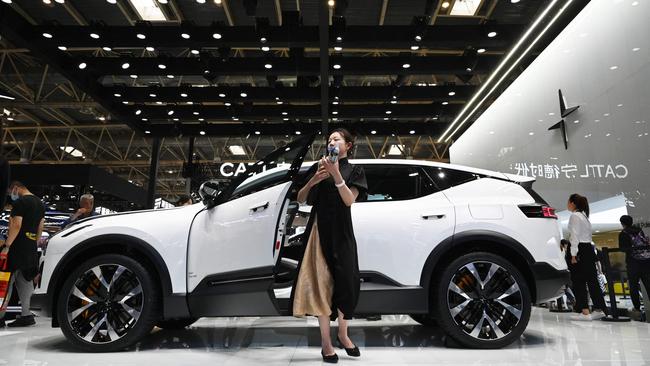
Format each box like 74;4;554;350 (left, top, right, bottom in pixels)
214;134;314;203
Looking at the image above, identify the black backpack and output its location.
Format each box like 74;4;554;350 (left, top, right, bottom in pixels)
626;229;650;261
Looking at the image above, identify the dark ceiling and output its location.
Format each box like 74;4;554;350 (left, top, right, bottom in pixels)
0;0;589;199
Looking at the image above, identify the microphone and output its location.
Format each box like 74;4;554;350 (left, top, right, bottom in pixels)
327;144;339;163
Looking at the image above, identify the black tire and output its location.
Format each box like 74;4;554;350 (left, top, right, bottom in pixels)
410;314;437;327
56;254;161;352
433;252;531;349
156;318;198;330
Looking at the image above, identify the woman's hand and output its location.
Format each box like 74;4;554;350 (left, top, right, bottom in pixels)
571;256;577;265
308;163;330;187
321;157;342;183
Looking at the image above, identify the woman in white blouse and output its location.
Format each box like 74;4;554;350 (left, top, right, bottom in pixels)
567;193;608;320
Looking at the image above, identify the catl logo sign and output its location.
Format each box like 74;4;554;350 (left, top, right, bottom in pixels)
219;162;264;177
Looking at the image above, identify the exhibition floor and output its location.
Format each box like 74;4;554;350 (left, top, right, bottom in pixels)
1;308;649;365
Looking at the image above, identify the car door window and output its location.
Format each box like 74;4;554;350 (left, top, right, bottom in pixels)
359;165;438;202
423;167;483;191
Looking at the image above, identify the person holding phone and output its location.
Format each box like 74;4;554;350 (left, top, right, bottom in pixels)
292;128;367;363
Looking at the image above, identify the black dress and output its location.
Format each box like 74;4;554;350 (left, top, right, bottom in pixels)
291;158;368;320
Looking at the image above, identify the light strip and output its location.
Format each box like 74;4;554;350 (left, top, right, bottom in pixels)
442;0;574;143
438;0;562;142
130;0;167;21
0;93;16;100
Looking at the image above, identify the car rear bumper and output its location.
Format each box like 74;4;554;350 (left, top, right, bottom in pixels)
531;262;571;303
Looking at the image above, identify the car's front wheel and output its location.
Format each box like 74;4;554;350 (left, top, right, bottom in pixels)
57;254;161;352
433;252;531;349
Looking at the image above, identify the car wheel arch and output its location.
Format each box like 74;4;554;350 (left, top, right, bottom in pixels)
419;230;538;307
47;234;173;327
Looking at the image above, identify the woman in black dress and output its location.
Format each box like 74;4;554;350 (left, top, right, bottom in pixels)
292;128;367;363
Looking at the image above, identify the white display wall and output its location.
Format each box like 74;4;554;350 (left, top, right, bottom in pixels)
450;0;650;231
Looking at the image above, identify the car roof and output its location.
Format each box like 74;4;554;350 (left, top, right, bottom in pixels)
236;158;533;188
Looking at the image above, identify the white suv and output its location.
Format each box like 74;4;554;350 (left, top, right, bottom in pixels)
32;134;568;351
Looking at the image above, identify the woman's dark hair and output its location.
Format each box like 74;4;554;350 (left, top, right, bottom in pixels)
620;215;633;227
328;128;355;149
569;193;590;217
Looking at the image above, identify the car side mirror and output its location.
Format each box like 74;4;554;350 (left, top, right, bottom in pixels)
199;180;220;208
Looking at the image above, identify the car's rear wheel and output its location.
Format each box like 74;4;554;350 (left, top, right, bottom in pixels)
156;318;198;330
57;254;160;352
410;314;437;327
433;252;531;349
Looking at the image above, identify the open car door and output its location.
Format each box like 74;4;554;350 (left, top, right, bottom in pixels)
187;134;315;317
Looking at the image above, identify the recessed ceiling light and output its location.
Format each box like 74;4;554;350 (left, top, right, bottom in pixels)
390;100;397;104
198;118;204;121
225;102;231;106
442;101;449;105
78;62;87;69
414;35;422;42
90;33;100;39
193;112;199;115
43;0;51;4
122;62;130;69
149;93;156;97
402;63;411;69
181;33;190;39
42;33;53;39
232;116;239;120
409;130;415;135
336;36;343;42
371;130;377;135
332;111;339;115
199;130;206;135
254;130;260;135
196;0;206;3
54;0;64;3
477;48;486;53
135;110;142;115
123;101;130;104
167;75;174;78
156;101;163;104
114;93;122;97
283;118;289;121
332;101;339;105
466;67;472;72
130;74;138;79
264;63;273;69
276;101;283;104
328;0;334;6
410;45;420;51
511;0;520;3
218;93;226;98
146;46;155;51
145;130;151;134
333;64;341;69
261;46;270;52
142;118;147;121
240;92;247;97
98;116;106;121
158;64;166;69
103;46;112;51
448;91;456;96
58;46;67;51
385;110;392;114
295;131;302;135
487;31;498;38
211;33;223;40
282;112;288;115
441;1;450;8
180;93;188;97
384;117;389;120
334;46;343;51
214;0;222;4
158;0;168;3
137;33;146;40
167;110;174;116
260;37;268;43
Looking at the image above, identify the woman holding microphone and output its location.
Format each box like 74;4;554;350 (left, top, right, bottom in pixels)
292;128;367;363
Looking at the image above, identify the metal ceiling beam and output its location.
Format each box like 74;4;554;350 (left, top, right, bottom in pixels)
319;0;330;134
27;24;519;50
77;55;496;77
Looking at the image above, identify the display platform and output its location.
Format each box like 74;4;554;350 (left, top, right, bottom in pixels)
1;308;649;365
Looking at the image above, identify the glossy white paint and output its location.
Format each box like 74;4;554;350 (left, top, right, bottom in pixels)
187;182;292;291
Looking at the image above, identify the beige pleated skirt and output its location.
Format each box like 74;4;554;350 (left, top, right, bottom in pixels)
293;216;334;317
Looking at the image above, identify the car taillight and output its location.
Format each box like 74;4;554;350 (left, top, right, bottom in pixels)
519;204;557;219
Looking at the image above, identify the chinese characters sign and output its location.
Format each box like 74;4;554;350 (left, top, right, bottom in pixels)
509;163;629;180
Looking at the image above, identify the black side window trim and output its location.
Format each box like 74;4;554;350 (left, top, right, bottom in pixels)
357;164;439;203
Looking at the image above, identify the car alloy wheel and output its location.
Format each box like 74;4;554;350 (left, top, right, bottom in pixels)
65;264;144;344
446;261;523;341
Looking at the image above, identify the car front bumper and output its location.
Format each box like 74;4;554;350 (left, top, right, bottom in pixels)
531;262;571;304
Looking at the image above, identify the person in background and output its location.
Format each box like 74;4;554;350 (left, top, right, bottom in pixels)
619;215;650;313
560;239;576;307
60;193;98;229
567;193;608;321
0;181;45;327
176;195;193;206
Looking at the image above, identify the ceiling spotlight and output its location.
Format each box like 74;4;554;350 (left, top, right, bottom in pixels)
193;112;199;115
336;36;343;42
181;33;190;39
332;101;339;105
198;118;204;121
466;67;472;72
225;102;232;106
328;0;334;7
332;111;339;115
135;109;142;115
213;33;222;39
149;93;157;97
146;46;155;51
333;64;341;69
137;33;146;39
130;74;138;79
448;91;456;96
58;46;67;51
145;130;151;134
264;63;273;69
168;110;174;116
167;75;174;78
254;130;261;135
102;46;112;51
371;130;377;135
477;48;486;53
402;63;411;69
334;46;343;51
43;0;50;3
487;31;498;38
196;0;206;3
232;116;239;120
295;131;302;135
78;62;87;69
442;1;450;8
214;0;222;4
155;101;163;104
158;0;168;3
261;46;270;52
442;101;449;105
158;64;166;69
191;49;199;55
114;93;122;97
414;35;422;42
54;0;64;3
42;33;53;39
276;101;283;105
511;0;520;3
180;93;188;97
385;110;392;114
282;112;288;115
121;62;130;69
199;130;206;136
409;130;416;135
217;93;225;98
240;92;247;97
123;101;130;104
90;33;100;39
390;100;397;104
98;116;106;121
410;45;420;51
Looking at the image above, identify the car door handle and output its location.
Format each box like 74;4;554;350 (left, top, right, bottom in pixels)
249;201;270;213
421;213;446;220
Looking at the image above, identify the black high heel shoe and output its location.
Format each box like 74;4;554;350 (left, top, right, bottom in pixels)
321;350;339;363
337;337;361;357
